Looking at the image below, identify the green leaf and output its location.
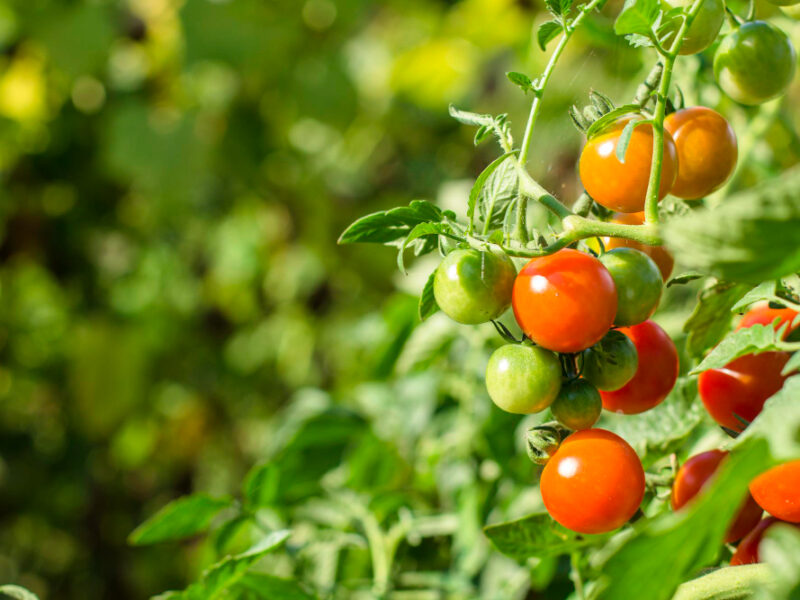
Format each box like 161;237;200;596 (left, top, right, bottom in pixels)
683;281;750;359
338;200;444;245
418;270;439;321
506;71;533;92
666;272;704;287
782;351;800;376
0;585;40;600
242;463;280;509
448;105;494;128
584;105;641;139
662;167;800;283
156;530;291;600
614;119;638;163
484;512;608;560
599;378;705;468
468;152;517;232
757;524;800;599
537;21;563;51
397;222;458;274
129;494;233;546
233;573;317;599
731;281;776;312
614;0;661;36
689;323;785;375
478;157;519;231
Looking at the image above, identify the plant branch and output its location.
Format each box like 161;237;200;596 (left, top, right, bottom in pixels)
671;564;773;600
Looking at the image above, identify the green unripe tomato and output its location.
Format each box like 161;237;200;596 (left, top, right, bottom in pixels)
781;3;800;17
550;380;603;430
714;21;797;105
485;344;562;414
663;0;725;55
433;248;516;324
582;330;639;392
599;248;663;326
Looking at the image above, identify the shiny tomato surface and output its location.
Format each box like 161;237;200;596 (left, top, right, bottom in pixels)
750;461;800;523
737;304;799;338
602;212;675;281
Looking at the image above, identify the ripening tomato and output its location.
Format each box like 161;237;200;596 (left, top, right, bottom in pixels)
601;212;675;281
540;429;645;534
599;248;663;326
512;249;617;353
737;304;799;339
663;0;725;55
581;329;639;392
579;117;678;213
671;450;762;542
698;352;791;432
433;248;516;324
714;21;797;105
550;379;603;431
485;343;562;414
600;320;679;414
664;107;737;199
730;517;800;565
750;461;800;523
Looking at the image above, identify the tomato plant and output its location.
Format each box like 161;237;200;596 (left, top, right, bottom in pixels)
737;304;799;337
581;329;639;391
730;517;800;565
512;248;617;353
485;343;562;414
602;212;675;281
540;429;645;534
750;461;800;523
599;247;663;326
550;379;603;430
664;0;725;54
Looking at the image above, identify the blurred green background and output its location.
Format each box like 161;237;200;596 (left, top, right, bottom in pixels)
1;0;799;598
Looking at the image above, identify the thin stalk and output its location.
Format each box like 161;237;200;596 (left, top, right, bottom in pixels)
643;0;707;225
570;552;586;600
671;564;772;600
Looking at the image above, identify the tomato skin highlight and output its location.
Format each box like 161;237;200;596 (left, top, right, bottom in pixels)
671;450;762;542
579;117;678;213
664;107;737;200
550;379;603;431
714;21;797;105
433;248;516;324
512;249;617;353
582;329;638;392
750;461;800;523
540;429;645;534
698;352;791;432
599;248;663;326
600;320;679;414
737;304;799;338
601;212;675;281
485;344;562;415
730;517;800;565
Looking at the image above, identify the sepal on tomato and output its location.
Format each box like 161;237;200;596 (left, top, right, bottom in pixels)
525;422;571;465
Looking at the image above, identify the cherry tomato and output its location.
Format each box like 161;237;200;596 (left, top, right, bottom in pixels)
600;320;679;414
671;450;762;542
737;304;799;339
540;428;645;534
698;351;791;432
485;344;562;414
599;248;663;326
579;117;678;213
512;249;617;353
433;248;516;324
714;21;797;105
663;0;725;55
601;212;675;281
582;329;639;391
730;517;800;565
550;379;603;431
664;107;737;200
750;461;800;523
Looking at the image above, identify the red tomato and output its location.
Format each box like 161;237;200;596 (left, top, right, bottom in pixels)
512;249;617;353
671;450;762;542
664;107;737;200
602;212;675;281
750;461;800;523
579;117;678;213
730;517;800;565
698;352;791;432
540;429;645;534
737;304;799;339
600;320;679;414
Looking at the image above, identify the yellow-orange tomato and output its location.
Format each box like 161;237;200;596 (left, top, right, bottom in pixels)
750;461;800;523
579;117;678;213
601;212;675;281
664;107;737;200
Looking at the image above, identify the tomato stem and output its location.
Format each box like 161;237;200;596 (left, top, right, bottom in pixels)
671;564;772;600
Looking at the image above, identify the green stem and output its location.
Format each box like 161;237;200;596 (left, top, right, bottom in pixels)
514;195;530;243
517;166;573;219
570;552;586;600
643;0;707;225
518;0;607;167
671;565;773;600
